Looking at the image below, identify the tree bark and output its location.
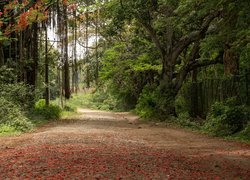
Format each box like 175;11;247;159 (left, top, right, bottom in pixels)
26;23;38;88
74;9;78;93
85;0;90;88
95;8;99;85
63;2;71;99
45;27;50;106
19;32;24;82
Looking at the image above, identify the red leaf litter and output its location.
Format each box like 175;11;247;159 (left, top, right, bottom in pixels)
0;109;249;179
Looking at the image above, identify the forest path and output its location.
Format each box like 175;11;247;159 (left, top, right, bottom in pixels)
0;109;249;179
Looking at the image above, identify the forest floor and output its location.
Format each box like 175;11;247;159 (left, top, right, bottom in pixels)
0;109;249;179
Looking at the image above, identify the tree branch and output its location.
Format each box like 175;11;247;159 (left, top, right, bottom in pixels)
174;50;223;91
139;20;166;58
188;53;223;72
171;11;221;64
77;40;100;49
7;0;55;19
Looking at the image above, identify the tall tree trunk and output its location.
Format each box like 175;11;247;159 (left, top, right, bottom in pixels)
71;29;75;93
71;9;77;94
85;0;90;88
32;23;38;87
63;2;71;99
19;32;24;82
26;23;38;87
74;9;78;93
56;0;64;107
45;27;50;106
95;8;99;85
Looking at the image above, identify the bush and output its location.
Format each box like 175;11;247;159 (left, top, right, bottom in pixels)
0;125;16;134
203;98;248;136
0;83;35;108
177;112;200;129
34;99;62;119
0;66;16;84
91;87;135;111
63;105;76;112
234;124;250;142
135;83;176;120
0;97;33;132
0;66;37;108
135;85;157;119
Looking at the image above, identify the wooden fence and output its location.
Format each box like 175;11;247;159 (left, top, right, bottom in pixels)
185;73;250;118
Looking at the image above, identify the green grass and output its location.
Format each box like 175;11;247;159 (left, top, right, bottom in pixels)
0;125;21;136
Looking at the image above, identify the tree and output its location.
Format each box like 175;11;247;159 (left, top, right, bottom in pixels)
102;0;249;115
0;0;54;87
63;0;71;99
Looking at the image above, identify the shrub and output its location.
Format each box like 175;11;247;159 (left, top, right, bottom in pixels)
92;89;109;104
235;124;250;142
0;97;33;132
63;105;76;112
0;83;35;108
135;84;157;119
177;112;200;129
0;66;16;84
135;83;176;120
91;87;135;111
0;125;16;134
203;98;248;136
0;66;37;108
34;99;62;119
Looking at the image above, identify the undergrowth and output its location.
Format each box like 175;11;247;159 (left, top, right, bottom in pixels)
61;89;132;115
34;99;62;120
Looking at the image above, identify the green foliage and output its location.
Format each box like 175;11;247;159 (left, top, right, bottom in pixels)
62;88;135;113
233;124;250;143
63;105;76;112
175;91;190;116
136;83;176;120
0;66;36;134
34;99;62;120
100;39;160;103
91;87;134;111
203;98;248;136
0;83;35;108
0;97;33;132
58;92;108;114
92;89;114;110
177;112;200;129
0;66;16;84
0;66;36;109
0;125;17;135
63;93;93;110
99;17;161;109
135;85;158;119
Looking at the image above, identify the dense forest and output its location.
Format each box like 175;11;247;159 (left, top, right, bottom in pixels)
0;0;249;138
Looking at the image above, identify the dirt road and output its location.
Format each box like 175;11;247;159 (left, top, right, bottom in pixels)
0;109;249;179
